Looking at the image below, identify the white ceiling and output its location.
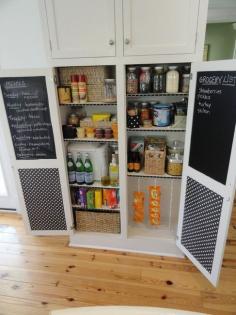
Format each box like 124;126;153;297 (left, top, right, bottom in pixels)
208;0;236;23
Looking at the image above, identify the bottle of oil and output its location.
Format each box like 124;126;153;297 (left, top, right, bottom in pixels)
109;154;119;187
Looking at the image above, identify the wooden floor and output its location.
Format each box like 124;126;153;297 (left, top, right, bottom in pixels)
0;206;235;315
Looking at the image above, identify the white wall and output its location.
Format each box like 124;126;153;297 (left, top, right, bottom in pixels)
0;0;48;69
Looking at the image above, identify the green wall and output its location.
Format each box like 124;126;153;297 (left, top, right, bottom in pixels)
205;23;236;60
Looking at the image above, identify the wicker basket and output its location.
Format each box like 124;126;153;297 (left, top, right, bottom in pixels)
144;148;166;175
58;66;115;102
76;210;120;234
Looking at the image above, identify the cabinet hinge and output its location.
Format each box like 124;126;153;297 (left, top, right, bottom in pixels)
53;75;58;86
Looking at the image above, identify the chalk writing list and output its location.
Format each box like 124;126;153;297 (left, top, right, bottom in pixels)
0;77;56;160
189;71;236;185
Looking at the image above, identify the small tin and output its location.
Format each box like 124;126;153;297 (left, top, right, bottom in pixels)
152;104;171;127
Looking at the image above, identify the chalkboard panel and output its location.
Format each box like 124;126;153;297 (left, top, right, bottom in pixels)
189;71;236;185
0;76;56;160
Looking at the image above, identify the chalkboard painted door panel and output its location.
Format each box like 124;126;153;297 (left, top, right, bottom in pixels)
0;68;73;235
177;60;236;286
44;0;116;58
123;0;199;56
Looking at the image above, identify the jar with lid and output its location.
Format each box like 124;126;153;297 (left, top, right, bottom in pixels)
153;66;165;93
167;140;184;155
152;104;171;127
166;66;179;93
104;79;116;102
166;154;183;176
67;113;79;126
127;102;140;128
181;74;190;93
127;67;138;94
139;102;150;125
139;67;151;93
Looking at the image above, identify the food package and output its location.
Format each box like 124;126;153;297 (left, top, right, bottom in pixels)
86;190;95;209
95;189;103;208
149;186;161;226
133;191;145;223
79;188;87;208
92;113;111;122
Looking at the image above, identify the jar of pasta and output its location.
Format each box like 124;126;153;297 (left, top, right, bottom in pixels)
166;154;183;176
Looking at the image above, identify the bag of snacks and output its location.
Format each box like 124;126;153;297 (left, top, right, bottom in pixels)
149;186;161;226
133;191;145;223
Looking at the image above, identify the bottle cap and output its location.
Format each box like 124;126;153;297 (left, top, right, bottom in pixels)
78;75;86;82
71;75;78;82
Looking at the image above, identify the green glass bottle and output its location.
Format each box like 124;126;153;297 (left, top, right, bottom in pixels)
67;152;76;184
75;153;85;184
84;153;94;185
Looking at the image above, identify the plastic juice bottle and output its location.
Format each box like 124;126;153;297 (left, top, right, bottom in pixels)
109;154;119;187
67;152;76;184
75;153;85;184
84;153;94;185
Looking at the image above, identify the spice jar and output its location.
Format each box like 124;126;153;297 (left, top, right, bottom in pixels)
181;74;190;93
166;154;183;176
139;67;151;93
153;66;165;93
67;113;79;126
166;66;179;93
139;102;150;125
71;75;79;103
127;67;138;94
104;79;116;102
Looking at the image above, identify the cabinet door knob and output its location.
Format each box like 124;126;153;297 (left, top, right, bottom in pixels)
125;38;130;45
109;39;115;45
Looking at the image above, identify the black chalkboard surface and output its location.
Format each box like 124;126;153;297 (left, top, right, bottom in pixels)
189;71;236;185
0;76;56;160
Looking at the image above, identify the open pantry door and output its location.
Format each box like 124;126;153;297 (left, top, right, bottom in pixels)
177;60;236;286
0;68;73;235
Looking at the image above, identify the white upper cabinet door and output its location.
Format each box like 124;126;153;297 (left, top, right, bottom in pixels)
123;0;200;56
177;60;236;286
44;0;116;58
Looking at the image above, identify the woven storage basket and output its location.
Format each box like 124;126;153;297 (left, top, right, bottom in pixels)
144;149;166;175
76;210;120;233
58;66;114;102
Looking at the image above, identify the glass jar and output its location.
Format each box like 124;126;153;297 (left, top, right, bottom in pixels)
139;67;151;93
104;79;116;102
139;102;150;125
153;66;165;93
127;102;140;128
167;140;184;155
181;74;190;93
166;154;183;176
127;67;138;94
67;113;79;126
166;66;179;93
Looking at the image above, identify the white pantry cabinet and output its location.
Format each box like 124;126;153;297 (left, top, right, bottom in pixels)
43;0;116;58
123;0;199;56
40;0;207;62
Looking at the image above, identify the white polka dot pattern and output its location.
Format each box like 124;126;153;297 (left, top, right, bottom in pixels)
181;177;223;273
18;168;67;231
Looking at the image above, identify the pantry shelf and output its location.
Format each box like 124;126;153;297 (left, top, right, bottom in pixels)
127;126;186;132
60;102;117;106
127;92;188;97
127;171;181;179
70;181;119;189
64;138;118;143
72;205;120;211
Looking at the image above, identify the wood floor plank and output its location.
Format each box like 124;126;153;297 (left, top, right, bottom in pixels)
0;207;235;315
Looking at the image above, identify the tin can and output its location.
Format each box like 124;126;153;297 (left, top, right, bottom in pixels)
152;104;171;127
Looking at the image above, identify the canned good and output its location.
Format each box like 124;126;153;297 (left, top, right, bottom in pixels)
152;104;171;127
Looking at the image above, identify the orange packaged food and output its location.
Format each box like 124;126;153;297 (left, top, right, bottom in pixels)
133;191;145;223
149;186;161;226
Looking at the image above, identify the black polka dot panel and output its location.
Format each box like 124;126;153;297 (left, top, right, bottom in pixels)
18;168;67;231
181;177;223;274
